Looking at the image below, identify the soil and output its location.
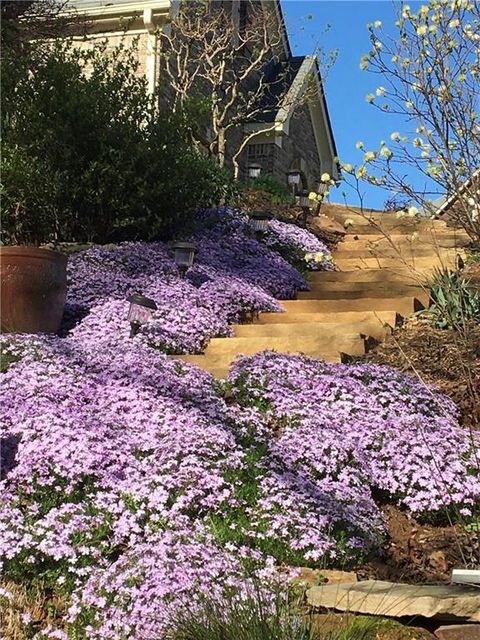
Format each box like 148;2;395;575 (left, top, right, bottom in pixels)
309;613;435;639
360;305;480;584
364;319;480;429
357;506;480;585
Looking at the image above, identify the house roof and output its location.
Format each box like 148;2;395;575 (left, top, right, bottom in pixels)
432;169;480;217
248;54;339;179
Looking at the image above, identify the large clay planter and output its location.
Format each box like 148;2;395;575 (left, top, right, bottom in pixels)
0;246;67;334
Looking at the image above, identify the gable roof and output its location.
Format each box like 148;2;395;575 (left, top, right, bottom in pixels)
246;54;339;179
433;169;480;217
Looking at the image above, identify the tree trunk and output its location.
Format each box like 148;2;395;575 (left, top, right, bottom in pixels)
217;128;226;169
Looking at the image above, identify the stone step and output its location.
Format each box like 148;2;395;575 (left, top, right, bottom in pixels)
304;278;427;292
306;580;480;623
334;255;458;272
206;334;366;356
335;236;470;255
344;222;449;234
233;320;393;341
338;228;471;241
280;296;424;315
258;309;398;328
298;285;430;306
307;269;418;284
333;247;462;259
328;211;448;226
175;349;343;370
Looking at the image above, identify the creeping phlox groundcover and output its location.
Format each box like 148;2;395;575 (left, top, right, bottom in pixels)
1;208;479;639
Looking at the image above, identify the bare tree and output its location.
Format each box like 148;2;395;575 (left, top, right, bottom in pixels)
1;0;86;53
158;1;317;178
353;0;480;240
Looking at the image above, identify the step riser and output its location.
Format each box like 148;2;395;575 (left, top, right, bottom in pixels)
297;289;430;306
307;270;418;284
280;297;421;315
233;321;392;341
344;225;448;235
258;310;398;327
334;249;462;259
326;211;447;224
207;335;365;356
338;238;470;250
334;258;457;270
303;281;427;292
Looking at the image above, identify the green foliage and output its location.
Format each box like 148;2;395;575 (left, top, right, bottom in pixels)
466;248;480;264
247;174;294;206
0;345;20;373
418;267;480;330
1;39;233;245
169;590;402;640
169;589;311;640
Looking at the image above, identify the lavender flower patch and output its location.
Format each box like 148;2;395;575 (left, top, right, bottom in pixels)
264;219;334;271
229;352;480;517
3;208;478;639
65;526;283;640
63;207;320;354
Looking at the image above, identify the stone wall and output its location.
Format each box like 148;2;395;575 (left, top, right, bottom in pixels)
280;104;321;189
72;30;155;87
240;103;323;190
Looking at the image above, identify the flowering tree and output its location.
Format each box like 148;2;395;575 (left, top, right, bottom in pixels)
354;0;480;240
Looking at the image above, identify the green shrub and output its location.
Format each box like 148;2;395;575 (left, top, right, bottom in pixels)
169;590;400;640
247;173;294;206
169;589;310;640
1;39;233;244
418;267;480;330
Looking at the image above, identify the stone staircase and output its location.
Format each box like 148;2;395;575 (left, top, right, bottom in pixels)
174;211;470;378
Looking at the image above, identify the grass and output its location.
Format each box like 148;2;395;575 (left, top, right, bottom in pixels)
167;588;428;640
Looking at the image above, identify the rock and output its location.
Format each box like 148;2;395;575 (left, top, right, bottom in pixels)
427;551;449;574
291;567;323;588
306;580;480;622
310;214;347;236
320;569;358;584
435;625;480;640
291;568;358;589
309;614;435;639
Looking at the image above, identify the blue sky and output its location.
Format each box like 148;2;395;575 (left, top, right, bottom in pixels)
281;0;423;209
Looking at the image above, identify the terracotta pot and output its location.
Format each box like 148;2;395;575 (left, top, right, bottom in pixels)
0;246;67;334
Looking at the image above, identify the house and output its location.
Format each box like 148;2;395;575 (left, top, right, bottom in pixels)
64;0;339;191
430;170;480;224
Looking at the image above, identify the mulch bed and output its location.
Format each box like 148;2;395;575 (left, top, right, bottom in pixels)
357;505;480;585
364;319;480;429
360;277;480;584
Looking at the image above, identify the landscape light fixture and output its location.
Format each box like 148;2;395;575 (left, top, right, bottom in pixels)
249;210;272;234
317;181;329;197
298;190;312;227
172;241;196;277
287;169;302;198
127;294;157;337
314;181;329;216
247;163;262;180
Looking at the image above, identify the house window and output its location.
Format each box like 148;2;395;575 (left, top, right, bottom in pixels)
248;143;274;159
